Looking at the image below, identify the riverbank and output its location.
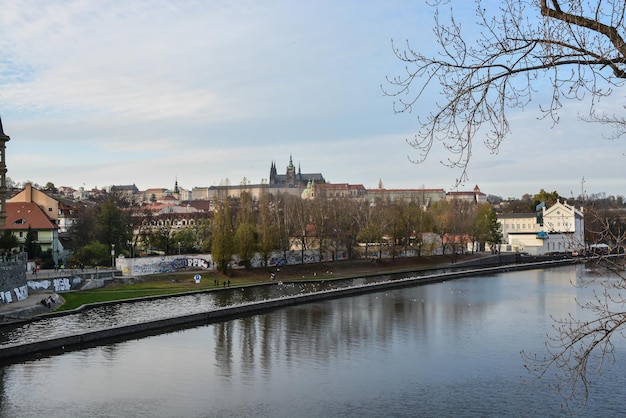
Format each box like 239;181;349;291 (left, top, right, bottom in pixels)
0;254;478;321
0;255;582;362
54;255;492;312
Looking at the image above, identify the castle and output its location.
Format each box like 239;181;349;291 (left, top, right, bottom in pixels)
269;155;325;187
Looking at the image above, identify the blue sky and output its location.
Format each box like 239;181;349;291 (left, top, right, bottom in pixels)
0;1;624;199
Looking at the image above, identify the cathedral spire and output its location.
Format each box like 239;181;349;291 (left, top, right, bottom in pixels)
288;154;295;170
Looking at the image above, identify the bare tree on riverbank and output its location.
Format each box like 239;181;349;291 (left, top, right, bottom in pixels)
384;0;626;410
522;208;626;411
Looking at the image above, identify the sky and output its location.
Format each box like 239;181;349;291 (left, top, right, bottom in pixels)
0;0;624;200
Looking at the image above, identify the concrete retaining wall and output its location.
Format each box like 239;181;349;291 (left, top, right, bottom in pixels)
27;270;119;293
0;256;28;305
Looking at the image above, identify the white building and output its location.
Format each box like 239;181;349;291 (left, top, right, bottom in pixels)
497;200;584;255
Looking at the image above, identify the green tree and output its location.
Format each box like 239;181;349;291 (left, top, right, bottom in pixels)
95;197;129;250
193;218;213;253
147;223;173;255
211;191;235;274
172;228;199;255
71;241;109;267
234;190;257;268
43;182;57;193
24;226;42;260
471;203;502;253
0;229;18;252
69;203;98;247
532;189;561;209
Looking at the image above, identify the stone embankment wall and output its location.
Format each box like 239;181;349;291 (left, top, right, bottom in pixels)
26;269;119;293
0;258;579;362
0;255;28;305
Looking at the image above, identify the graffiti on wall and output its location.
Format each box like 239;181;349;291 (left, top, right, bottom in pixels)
53;278;71;292
248;251;321;268
116;250;354;277
118;255;214;276
0;285;29;304
27;277;83;293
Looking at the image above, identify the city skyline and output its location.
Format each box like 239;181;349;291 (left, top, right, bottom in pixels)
1;1;624;200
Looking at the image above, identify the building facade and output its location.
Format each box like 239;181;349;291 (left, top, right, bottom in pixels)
498;200;584;255
269;155;325;187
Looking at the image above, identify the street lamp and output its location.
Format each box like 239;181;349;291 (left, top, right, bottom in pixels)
178;241;181;255
111;243;115;268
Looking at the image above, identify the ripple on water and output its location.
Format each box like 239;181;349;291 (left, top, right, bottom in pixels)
0;275;412;346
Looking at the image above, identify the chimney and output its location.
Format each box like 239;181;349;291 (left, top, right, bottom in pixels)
24;183;32;202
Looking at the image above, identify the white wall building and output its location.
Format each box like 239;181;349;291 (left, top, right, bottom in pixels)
497;200;584;255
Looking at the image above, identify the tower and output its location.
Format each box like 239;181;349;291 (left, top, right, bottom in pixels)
0;116;10;228
286;154;296;185
269;161;277;185
173;177;180;199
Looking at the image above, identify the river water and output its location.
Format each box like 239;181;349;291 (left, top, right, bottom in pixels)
1;265;625;417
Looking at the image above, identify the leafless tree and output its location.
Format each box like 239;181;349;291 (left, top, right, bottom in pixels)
383;0;626;184
385;1;626;406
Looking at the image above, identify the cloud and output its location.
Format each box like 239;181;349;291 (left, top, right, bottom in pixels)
0;1;623;200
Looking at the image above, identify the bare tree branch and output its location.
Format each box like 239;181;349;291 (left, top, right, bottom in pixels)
521;203;626;412
383;0;626;185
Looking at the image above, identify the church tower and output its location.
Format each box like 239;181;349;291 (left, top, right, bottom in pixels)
286;154;296;186
173;177;180;200
0;117;10;227
269;161;277;185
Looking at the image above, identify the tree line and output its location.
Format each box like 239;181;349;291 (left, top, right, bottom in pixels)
65;186;506;272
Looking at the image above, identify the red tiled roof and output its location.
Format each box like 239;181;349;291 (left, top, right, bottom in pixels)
188;200;211;211
5;202;58;230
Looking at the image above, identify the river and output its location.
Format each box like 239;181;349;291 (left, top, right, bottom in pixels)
1;264;625;417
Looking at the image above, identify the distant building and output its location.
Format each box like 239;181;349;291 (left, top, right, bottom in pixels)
446;185;487;204
9;183;60;225
497;200;584;255
269;155;325;187
365;188;446;207
7;183;64;265
5;202;60;259
110;184;140;204
304;182;366;200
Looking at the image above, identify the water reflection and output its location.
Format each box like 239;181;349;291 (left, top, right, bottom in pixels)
0;271;427;347
1;265;625;417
